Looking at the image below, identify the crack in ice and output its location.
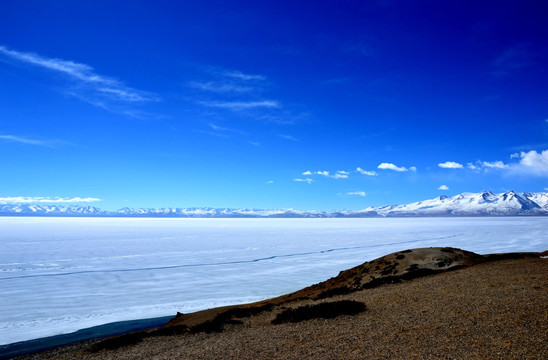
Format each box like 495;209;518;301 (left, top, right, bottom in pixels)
0;234;463;281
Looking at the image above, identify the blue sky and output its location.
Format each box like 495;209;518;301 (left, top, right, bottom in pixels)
0;0;547;211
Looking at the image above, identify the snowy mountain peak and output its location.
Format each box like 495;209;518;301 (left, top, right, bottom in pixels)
523;192;548;210
479;190;498;202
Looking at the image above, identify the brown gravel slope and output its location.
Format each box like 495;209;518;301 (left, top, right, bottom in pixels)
22;251;548;360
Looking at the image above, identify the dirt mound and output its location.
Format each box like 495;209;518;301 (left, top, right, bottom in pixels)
278;247;487;301
162;247;491;330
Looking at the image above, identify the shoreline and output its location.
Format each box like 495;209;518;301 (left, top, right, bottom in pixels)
0;316;173;360
6;248;548;359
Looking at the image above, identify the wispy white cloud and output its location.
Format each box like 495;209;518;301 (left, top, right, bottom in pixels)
191;68;273;108
356;167;378;176
0;134;62;147
188;81;253;94
201;67;267;81
467;162;479;170
223;70;266;81
482;161;509;169
438;185;449;190
0;45;159;114
96;87;153;102
438;161;463;169
279;134;298;141
120;110;168;120
209;123;227;132
0;45;95;80
378;162;411;172
346;191;367;197
200;100;280;110
191;67;309;125
256;110;311;125
208;123;247;136
194;129;228;138
266;180;274;184
0;196;101;204
302;170;349;179
196;123;250;141
332;171;349;179
294;178;313;184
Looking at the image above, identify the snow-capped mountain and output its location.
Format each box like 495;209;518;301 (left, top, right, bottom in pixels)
0;204;107;216
359;191;546;217
0;191;547;217
114;207;334;218
523;192;548;210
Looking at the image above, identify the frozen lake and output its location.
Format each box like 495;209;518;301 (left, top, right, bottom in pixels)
1;216;547;345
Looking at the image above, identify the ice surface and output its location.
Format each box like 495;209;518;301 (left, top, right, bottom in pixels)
1;217;547;345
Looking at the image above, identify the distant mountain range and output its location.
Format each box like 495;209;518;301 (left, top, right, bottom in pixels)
1;191;547;218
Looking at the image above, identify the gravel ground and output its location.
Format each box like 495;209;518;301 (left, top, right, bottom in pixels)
20;257;548;360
